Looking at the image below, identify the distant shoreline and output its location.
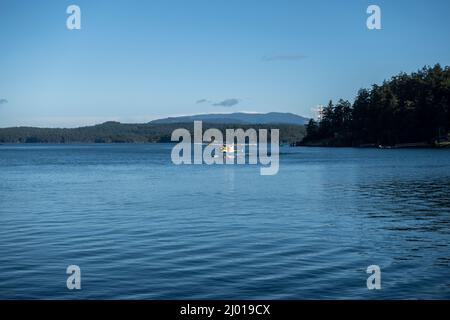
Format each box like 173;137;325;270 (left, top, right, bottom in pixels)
295;141;450;149
1;141;449;149
0;121;306;145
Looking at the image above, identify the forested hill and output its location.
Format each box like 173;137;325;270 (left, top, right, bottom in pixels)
301;64;450;147
0;122;306;144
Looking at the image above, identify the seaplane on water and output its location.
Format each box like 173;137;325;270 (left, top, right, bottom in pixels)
220;144;237;157
216;143;257;159
198;140;258;159
205;142;246;159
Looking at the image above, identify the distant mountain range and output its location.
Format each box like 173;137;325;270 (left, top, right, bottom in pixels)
150;112;309;125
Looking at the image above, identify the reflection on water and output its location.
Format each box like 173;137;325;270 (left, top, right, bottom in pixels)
0;144;449;299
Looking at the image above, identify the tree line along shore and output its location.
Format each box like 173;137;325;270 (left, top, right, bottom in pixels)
0;122;305;145
299;64;450;148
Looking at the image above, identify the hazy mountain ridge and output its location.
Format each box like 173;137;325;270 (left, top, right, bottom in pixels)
150;112;309;125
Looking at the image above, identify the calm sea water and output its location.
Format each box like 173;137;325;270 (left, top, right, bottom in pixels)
0;144;449;299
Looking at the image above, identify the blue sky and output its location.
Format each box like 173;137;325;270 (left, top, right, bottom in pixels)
1;0;450;127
